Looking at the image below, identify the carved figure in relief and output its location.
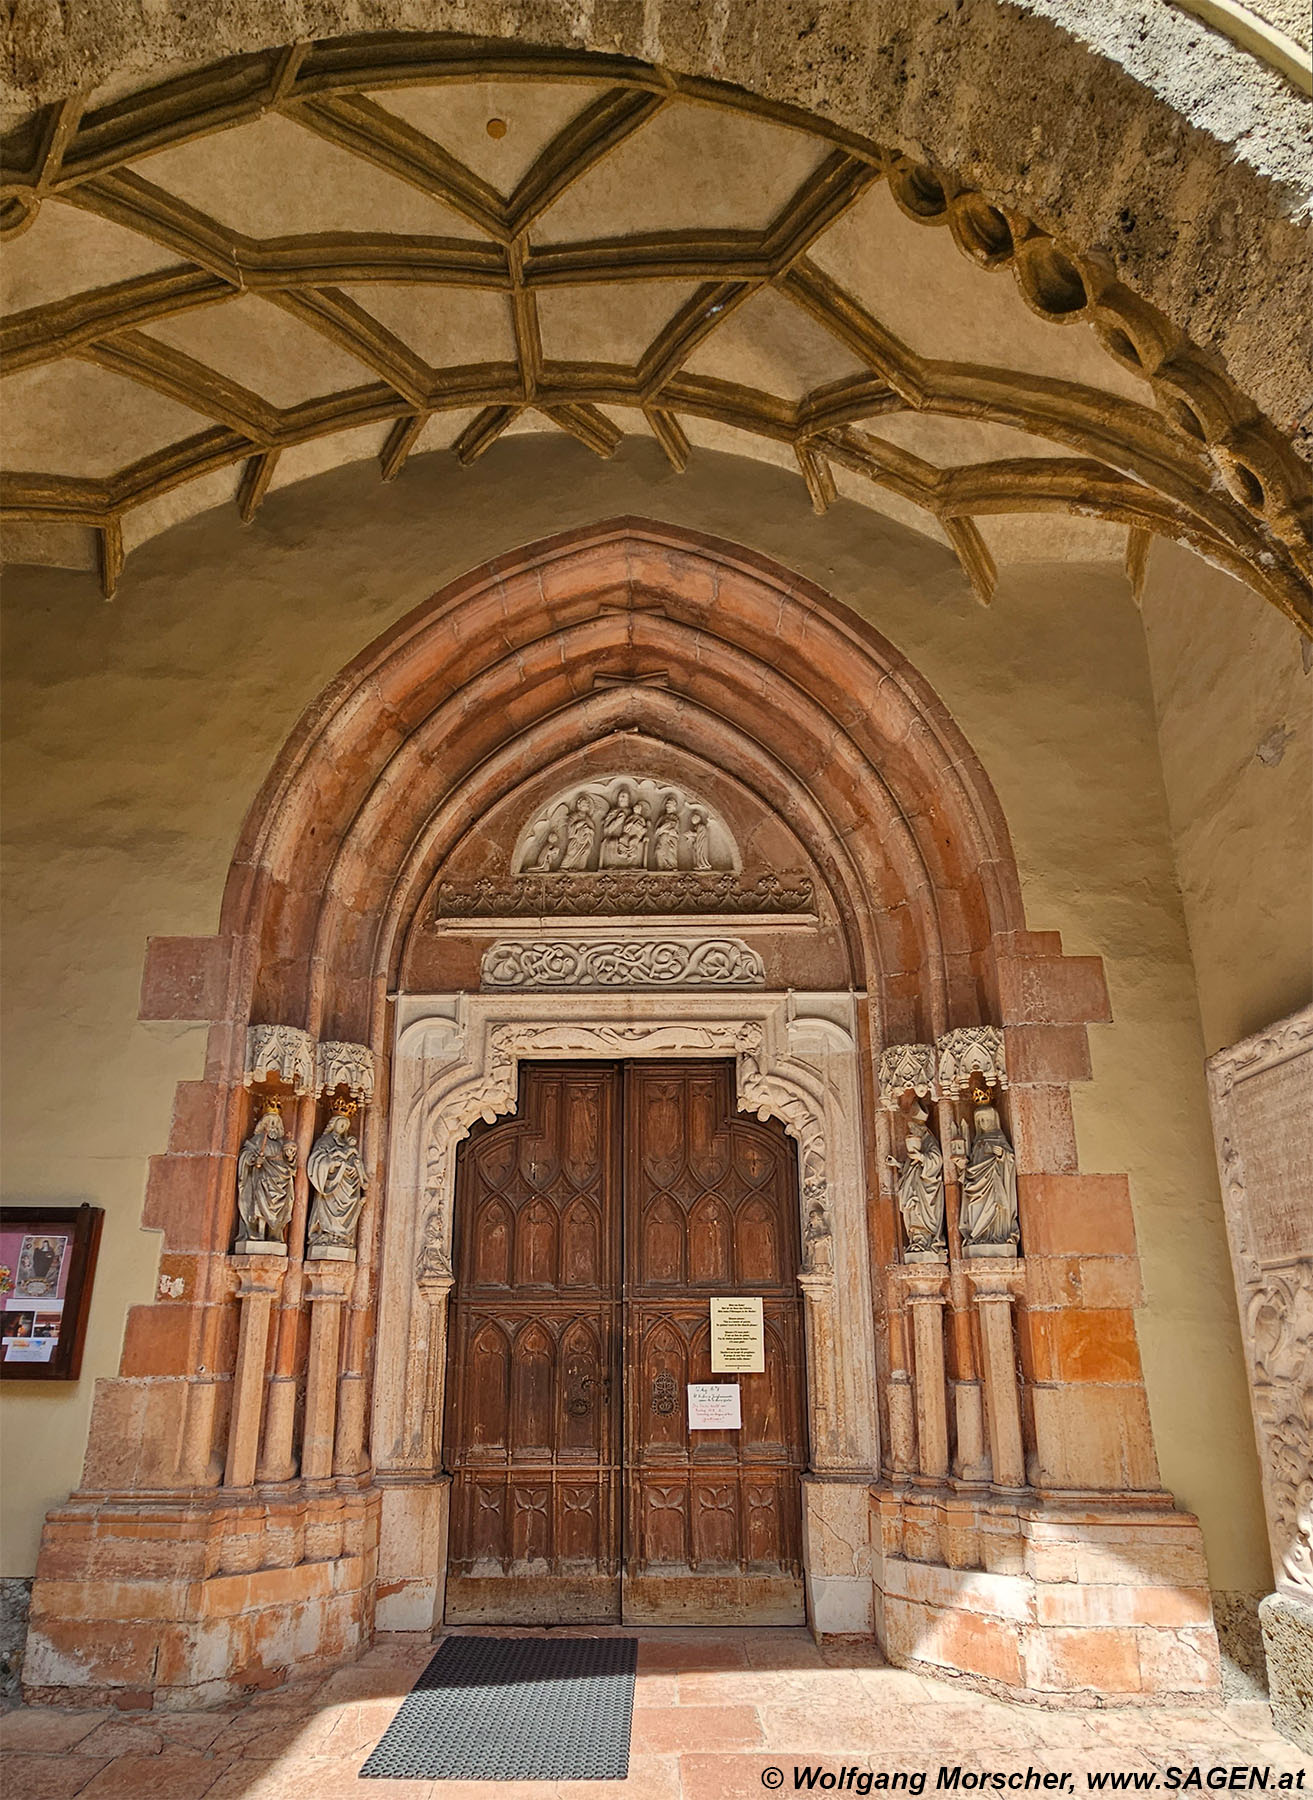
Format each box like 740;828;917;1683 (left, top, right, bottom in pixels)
621;799;651;867
687;808;712;871
417;1204;453;1280
236;1099;298;1246
598;788;634;868
957;1082;1020;1251
306;1100;369;1255
803;1201;834;1274
527;828;562;873
887;1106;946;1256
559;794;599;870
653;796;681;870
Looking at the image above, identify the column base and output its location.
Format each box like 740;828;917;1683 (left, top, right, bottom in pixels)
802;1475;874;1637
1260;1590;1313;1752
375;1476;451;1632
871;1482;1221;1705
23;1484;380;1710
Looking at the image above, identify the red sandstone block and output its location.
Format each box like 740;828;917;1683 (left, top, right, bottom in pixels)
1136;1626;1221;1692
1020;1175;1138;1257
120;1303;195;1378
1024;1309;1143;1383
168;1080;241;1155
25;1618;162;1688
1024;1255;1144;1311
996;955;1111;1027
1023;1625;1142;1693
141;1151;227;1244
1035;1584;1212;1628
139;936;233;1021
1008;1087;1078;1174
1030;1384;1160;1493
1004;1024;1093;1085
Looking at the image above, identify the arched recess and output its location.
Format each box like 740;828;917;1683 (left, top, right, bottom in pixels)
24;519;1218;1707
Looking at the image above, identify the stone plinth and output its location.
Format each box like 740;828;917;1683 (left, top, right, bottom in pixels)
23;1486;380;1709
1260;1592;1313;1753
871;1486;1220;1703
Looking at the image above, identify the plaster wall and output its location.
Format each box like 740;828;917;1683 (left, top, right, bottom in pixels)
1138;539;1313;1057
0;436;1271;1592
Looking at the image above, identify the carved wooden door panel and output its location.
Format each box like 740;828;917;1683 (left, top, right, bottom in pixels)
444;1064;622;1623
623;1060;807;1624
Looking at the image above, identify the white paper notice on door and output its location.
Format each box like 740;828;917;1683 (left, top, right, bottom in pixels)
710;1295;765;1372
687;1382;742;1430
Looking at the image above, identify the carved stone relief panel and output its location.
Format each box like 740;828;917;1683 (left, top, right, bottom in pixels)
434;870;814;919
481;937;766;989
512;777;739;876
1207;1006;1313;1602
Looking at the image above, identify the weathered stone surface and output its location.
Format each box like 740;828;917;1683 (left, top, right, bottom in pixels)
1260;1589;1313;1751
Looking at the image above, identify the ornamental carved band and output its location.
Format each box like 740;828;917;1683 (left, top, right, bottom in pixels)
481;938;767;990
314;1040;376;1101
433;870;815;919
878;1043;937;1110
937;1025;1008;1097
243;1024;315;1094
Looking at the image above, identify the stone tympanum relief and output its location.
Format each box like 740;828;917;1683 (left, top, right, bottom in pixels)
888;1104;947;1261
513;778;739;876
953;1080;1020;1255
1207;1006;1313;1602
234;1098;298;1253
306;1099;369;1260
481;937;766;990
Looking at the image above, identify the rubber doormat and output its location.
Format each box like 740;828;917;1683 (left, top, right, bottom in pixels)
360;1633;638;1782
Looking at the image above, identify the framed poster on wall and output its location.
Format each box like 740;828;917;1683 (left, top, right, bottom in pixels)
0;1204;103;1381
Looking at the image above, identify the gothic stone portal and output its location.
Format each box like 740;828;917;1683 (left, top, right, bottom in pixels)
444;1060;809;1625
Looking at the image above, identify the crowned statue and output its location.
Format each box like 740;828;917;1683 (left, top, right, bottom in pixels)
307;1098;369;1258
887;1103;946;1258
235;1098;298;1250
957;1080;1019;1253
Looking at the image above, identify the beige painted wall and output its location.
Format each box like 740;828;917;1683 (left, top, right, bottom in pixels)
1138;538;1313;1057
0;437;1271;1587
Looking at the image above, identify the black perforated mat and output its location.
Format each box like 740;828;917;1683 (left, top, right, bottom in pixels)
360;1633;638;1782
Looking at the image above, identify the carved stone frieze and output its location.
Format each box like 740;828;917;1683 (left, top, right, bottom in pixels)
243;1023;315;1094
937;1024;1008;1097
878;1043;937;1110
513;776;738;875
481;936;766;989
1207;1006;1313;1601
315;1040;375;1101
433;870;815;920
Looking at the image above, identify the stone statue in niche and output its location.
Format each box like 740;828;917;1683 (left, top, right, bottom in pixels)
235;1098;298;1251
513;777;738;876
887;1104;946;1260
416;1204;452;1280
803;1200;834;1274
653;796;681;870
306;1099;368;1259
955;1080;1020;1254
687;808;713;871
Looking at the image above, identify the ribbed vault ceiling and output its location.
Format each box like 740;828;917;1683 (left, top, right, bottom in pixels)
1;37;1309;626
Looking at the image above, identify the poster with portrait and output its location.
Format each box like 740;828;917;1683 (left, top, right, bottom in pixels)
0;1207;102;1379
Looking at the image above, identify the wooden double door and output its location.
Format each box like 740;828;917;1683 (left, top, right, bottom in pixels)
443;1060;808;1624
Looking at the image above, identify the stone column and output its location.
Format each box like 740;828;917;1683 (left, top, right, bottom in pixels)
301;1261;354;1483
902;1270;950;1481
224;1252;286;1489
967;1260;1025;1490
416;1273;456;1470
798;1271;843;1469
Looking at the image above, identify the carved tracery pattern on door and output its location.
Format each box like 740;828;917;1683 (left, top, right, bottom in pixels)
444;1060;807;1623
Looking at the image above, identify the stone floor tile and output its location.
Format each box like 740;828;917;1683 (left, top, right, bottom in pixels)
630;1703;764;1753
632;1671;681;1706
818;1641;894;1668
74;1754;231;1799
677;1666;867;1708
314;1696;404;1756
743;1632;826;1670
679;1750;820;1800
315;1665;416;1702
1;1710;108;1752
852;1665;951;1703
636;1639;750;1672
0;1753;114;1800
207;1710;335;1760
906;1700;1048;1750
759;1700;928;1753
555;1751;681;1799
73;1712;231;1757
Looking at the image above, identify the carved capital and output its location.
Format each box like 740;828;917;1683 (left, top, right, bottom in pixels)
936;1025;1007;1097
878;1043;936;1110
315;1040;375;1101
244;1023;315;1094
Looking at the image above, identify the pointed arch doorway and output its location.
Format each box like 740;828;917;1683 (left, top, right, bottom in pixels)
443;1058;809;1625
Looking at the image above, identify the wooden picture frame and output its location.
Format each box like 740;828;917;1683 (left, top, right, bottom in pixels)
0;1204;103;1381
